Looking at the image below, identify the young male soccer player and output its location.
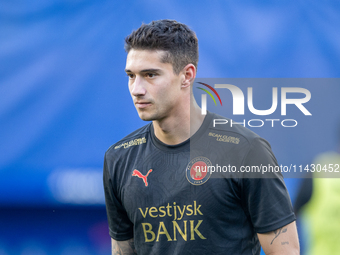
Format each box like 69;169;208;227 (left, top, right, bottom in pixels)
103;19;299;255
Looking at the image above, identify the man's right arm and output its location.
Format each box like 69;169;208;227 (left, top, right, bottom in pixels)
111;238;137;255
104;156;135;254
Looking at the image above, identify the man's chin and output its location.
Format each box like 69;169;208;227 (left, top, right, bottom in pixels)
138;113;155;121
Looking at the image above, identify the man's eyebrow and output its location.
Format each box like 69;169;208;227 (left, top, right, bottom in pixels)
140;69;161;73
124;69;161;73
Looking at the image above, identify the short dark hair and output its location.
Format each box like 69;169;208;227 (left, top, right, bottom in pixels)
125;19;198;74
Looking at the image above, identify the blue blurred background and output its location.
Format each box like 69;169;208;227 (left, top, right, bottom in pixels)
1;0;339;254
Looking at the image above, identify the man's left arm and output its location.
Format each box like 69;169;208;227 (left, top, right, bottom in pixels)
258;221;299;255
241;138;299;254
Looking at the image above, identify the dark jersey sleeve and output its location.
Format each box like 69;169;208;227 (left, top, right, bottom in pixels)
103;155;134;240
240;138;296;233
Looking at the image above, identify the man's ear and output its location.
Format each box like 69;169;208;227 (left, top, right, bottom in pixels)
181;64;196;88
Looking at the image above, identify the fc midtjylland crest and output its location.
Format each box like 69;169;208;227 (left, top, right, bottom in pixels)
186;156;212;185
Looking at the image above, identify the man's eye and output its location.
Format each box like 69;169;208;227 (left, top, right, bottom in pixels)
146;73;156;78
127;73;135;79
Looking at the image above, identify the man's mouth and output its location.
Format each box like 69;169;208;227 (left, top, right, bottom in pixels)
135;101;152;108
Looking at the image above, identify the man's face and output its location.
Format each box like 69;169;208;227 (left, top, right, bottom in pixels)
125;49;183;121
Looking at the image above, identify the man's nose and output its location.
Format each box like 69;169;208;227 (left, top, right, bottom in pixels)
130;76;146;96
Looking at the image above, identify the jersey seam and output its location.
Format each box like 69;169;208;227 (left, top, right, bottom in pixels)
150;138;190;153
238;137;265;215
240;137;262;169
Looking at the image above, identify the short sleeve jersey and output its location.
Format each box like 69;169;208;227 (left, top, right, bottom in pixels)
103;111;295;255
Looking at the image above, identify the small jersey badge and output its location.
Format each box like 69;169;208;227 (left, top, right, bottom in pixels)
186;157;212;185
132;169;153;187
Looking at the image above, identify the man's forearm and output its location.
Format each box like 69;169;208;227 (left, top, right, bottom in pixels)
111;238;137;255
258;221;300;255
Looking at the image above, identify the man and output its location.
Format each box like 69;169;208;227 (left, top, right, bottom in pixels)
103;19;299;254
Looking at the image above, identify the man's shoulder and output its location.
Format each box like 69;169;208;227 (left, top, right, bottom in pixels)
105;122;152;156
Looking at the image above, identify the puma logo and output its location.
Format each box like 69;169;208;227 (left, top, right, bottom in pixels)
132;169;153;187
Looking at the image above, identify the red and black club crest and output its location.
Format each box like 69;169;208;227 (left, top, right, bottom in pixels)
186;156;212;185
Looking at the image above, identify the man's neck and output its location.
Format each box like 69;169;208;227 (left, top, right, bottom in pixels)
152;100;204;145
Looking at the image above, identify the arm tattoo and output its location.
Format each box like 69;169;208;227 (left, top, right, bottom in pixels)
270;227;287;245
112;238;137;255
128;239;137;253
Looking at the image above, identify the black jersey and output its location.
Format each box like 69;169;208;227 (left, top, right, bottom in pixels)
103;111;295;255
